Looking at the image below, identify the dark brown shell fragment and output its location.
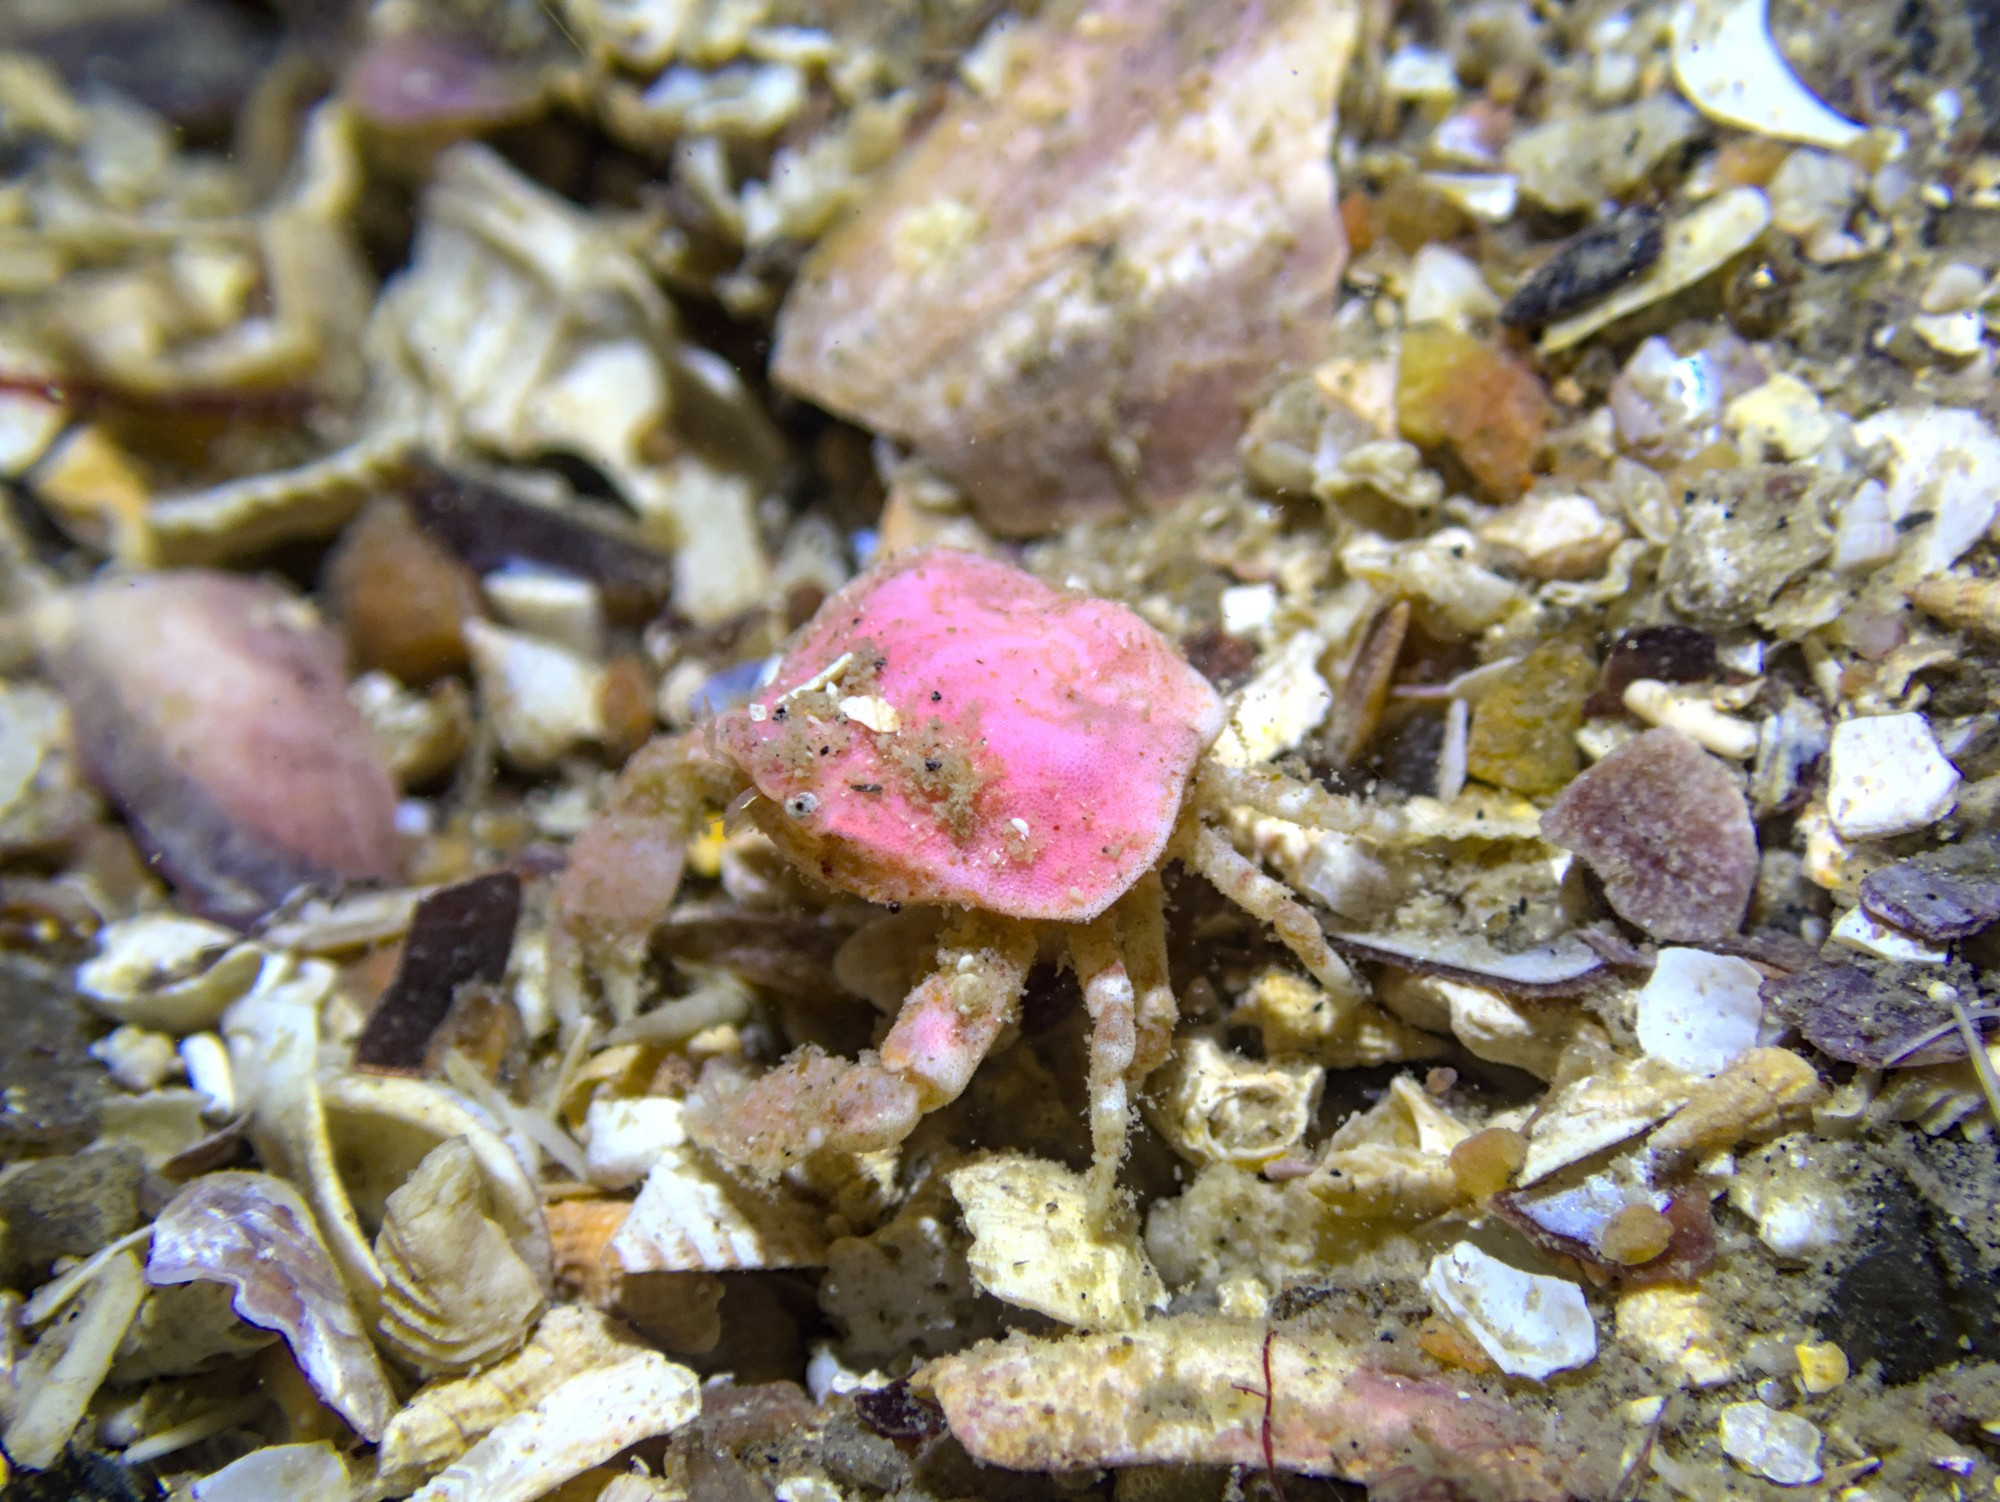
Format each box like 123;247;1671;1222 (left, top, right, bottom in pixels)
1858;832;2000;942
1539;728;1757;943
1500;206;1665;329
39;571;401;926
355;872;523;1073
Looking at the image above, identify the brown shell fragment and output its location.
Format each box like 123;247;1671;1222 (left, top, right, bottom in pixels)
145;1170;396;1442
920;1318;1569;1497
1540;728;1757;943
1857;832;2000;942
355;873;523;1074
323;499;481;686
771;0;1357;536
39;571;401;926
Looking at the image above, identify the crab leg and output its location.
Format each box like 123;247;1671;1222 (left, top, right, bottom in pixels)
690;912;1035;1178
1116;870;1178;1079
1179;822;1366;1004
551;733;740;1024
1070;917;1141;1215
1198;761;1411;845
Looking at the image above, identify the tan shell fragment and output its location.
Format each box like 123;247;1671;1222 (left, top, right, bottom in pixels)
1308;1074;1474;1220
1;1248;144;1470
407;1351;701;1502
920;1316;1570;1495
1519;1055;1694;1184
76;914;267;1033
1145;1034;1323;1169
1648;1047;1824;1155
376;1305;656;1491
1908;575;2000;640
375;1138;549;1377
772;0;1358;535
947;1153;1166;1331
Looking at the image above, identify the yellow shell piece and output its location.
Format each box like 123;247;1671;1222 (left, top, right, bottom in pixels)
1795;1341;1849;1394
686;817;728;880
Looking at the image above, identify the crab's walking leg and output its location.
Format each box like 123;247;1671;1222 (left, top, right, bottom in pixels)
1198;761;1411;845
1117;870;1178;1079
1179;822;1366;1004
690;913;1034;1178
1070;917;1139;1216
551;733;738;1024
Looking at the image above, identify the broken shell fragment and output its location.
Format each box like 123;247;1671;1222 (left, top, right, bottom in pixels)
39;571;400;926
947;1153;1166;1330
1;1247;145;1471
146;1170;396;1442
1648;1046;1823;1155
1671;0;1865;150
1422;1242;1597;1381
406;1351;701;1502
1825;712;1960;840
374;1137;548;1377
610;1129;829;1273
1633;948;1765;1076
772;0;1357;535
1858;833;2000;942
1540;189;1771;354
1541;728;1758;944
75;914;266;1033
1145;1034;1323;1169
377;1305;655;1491
1717;1399;1823;1485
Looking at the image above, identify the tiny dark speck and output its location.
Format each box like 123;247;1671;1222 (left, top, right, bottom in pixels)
931;690;943;702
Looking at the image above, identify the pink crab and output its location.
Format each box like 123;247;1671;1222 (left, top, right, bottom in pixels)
557;548;1369;1204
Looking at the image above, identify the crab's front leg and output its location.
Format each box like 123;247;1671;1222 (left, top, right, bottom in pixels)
688;912;1035;1178
551;733;741;1024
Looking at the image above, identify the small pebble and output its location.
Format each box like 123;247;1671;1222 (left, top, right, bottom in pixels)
1634;948;1764;1076
1397;325;1550;501
1825;713;1960;840
1600;1204;1675;1265
1718;1400;1823;1486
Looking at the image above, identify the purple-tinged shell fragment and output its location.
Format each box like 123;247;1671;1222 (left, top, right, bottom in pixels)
1763;962;1967;1067
39;571;400;927
146;1171;395;1442
1858;833;2000;942
1540;728;1757;943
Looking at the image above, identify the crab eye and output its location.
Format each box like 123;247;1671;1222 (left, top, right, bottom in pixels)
785;792;821;819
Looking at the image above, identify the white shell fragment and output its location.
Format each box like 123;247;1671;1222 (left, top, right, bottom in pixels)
1541;188;1771;354
1422;1242;1597;1381
1718;1400;1824;1485
1634;948;1765;1077
408;1352;701;1502
378;1306;654;1490
948;1153;1166;1330
584;1096;691;1189
1825;713;1960;839
1671;0;1864;149
1520;1056;1693;1184
463;618;608;772
611;1123;828;1272
191;1443;350;1502
1851;407;2000;578
1209;629;1332;768
1;1249;145;1470
1830;903;1949;963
